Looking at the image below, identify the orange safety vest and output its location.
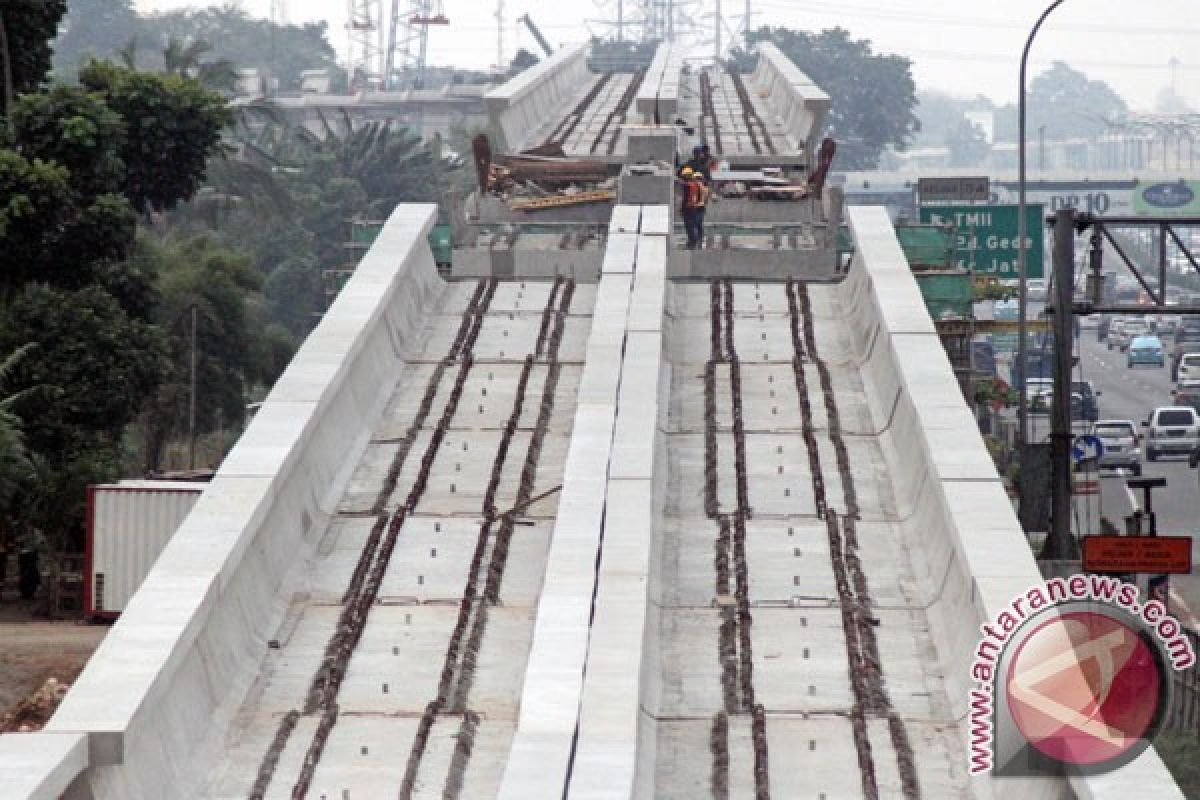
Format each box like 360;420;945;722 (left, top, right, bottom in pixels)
684;179;709;210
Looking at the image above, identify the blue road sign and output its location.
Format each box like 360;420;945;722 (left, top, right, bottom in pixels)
1072;434;1105;464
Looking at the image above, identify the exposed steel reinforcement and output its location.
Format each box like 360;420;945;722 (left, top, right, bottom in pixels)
591;70;647;156
399;278;572;799
706;280;770;800
248;279;497;800
787;280;920;800
544;74;613;148
699;71;724;156
248;278;582;800
729;72;777;156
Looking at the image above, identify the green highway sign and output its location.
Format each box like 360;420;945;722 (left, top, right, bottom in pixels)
919;204;1045;279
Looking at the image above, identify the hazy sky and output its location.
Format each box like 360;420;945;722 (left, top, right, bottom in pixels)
137;0;1200;110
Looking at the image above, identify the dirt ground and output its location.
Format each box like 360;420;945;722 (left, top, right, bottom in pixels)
0;602;107;731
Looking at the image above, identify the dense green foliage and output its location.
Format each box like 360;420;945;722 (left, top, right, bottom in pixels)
80;62;232;212
735;27;919;169
0;29;240;558
205;116;455;337
0;3;464;573
0;0;68;113
54;4;344;93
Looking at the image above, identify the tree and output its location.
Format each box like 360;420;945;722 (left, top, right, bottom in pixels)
738;27;919;169
508;49;540;79
915;90;994;149
0;0;67;114
0;344;39;516
945;119;990;167
134;235;279;471
134;8;344;93
79;61;232;212
0;284;166;458
264;256;322;337
1018;62;1127;141
160;37;239;93
10;85;127;197
51;0;139;80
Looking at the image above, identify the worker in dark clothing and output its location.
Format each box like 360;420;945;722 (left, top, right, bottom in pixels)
679;144;714;184
680;166;710;249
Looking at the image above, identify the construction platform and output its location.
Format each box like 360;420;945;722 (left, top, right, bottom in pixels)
484;43;830;170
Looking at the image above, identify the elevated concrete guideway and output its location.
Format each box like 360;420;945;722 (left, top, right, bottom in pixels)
484;42;828;168
0;202;1186;799
0;39;1187;798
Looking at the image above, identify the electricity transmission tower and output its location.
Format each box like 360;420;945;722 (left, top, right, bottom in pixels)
589;0;704;45
384;0;448;89
346;0;385;87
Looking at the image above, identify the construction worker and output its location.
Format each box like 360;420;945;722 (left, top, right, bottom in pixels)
679;144;714;184
679;166;710;249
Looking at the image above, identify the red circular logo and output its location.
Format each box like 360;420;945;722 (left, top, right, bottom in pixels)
1005;610;1163;766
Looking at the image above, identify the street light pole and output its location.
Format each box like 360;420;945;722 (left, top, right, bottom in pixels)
1018;0;1066;513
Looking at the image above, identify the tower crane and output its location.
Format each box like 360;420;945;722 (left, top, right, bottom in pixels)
517;14;554;58
384;0;449;90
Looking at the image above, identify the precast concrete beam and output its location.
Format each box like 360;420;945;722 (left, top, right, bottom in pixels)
0;733;90;800
39;205;447;799
839;206;1186;800
484;43;591;153
750;42;832;158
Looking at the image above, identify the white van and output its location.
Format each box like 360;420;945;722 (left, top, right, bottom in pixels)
1144;406;1200;460
1177;353;1200;385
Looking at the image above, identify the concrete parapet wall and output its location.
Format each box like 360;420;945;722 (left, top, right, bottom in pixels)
838;206;1183;800
569;229;669;799
499;207;672;799
635;45;671;123
0;732;90;800
484;43;591;152
37;205;447;800
750;42;831;157
657;51;685;123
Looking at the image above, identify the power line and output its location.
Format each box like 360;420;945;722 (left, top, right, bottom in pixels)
749;0;1200;37
900;46;1200;73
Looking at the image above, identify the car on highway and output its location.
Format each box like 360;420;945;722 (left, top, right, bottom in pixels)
1127;335;1166;368
1027;278;1048;301
1072;380;1101;422
1174;318;1200;346
1105;318;1127;350
1112;318;1151;352
1176;352;1200;384
1172;341;1200;382
1091;419;1142;475
1143;406;1200;461
1171;384;1200;414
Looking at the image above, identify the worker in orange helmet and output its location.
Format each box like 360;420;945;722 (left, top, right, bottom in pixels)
679;166;710;250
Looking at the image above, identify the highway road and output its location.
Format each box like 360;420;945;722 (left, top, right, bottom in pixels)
1076;322;1200;628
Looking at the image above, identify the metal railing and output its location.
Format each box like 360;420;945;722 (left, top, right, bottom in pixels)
1168;627;1200;735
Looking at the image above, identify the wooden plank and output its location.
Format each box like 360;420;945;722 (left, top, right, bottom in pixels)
509;190;617;212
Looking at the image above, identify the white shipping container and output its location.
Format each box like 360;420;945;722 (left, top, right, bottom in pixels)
86;481;206;618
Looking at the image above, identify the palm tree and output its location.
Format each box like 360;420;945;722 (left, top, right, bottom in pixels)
162;36;239;94
0;344;49;510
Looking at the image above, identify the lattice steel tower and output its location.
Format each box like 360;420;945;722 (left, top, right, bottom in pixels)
346;0;385;87
384;0;448;89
